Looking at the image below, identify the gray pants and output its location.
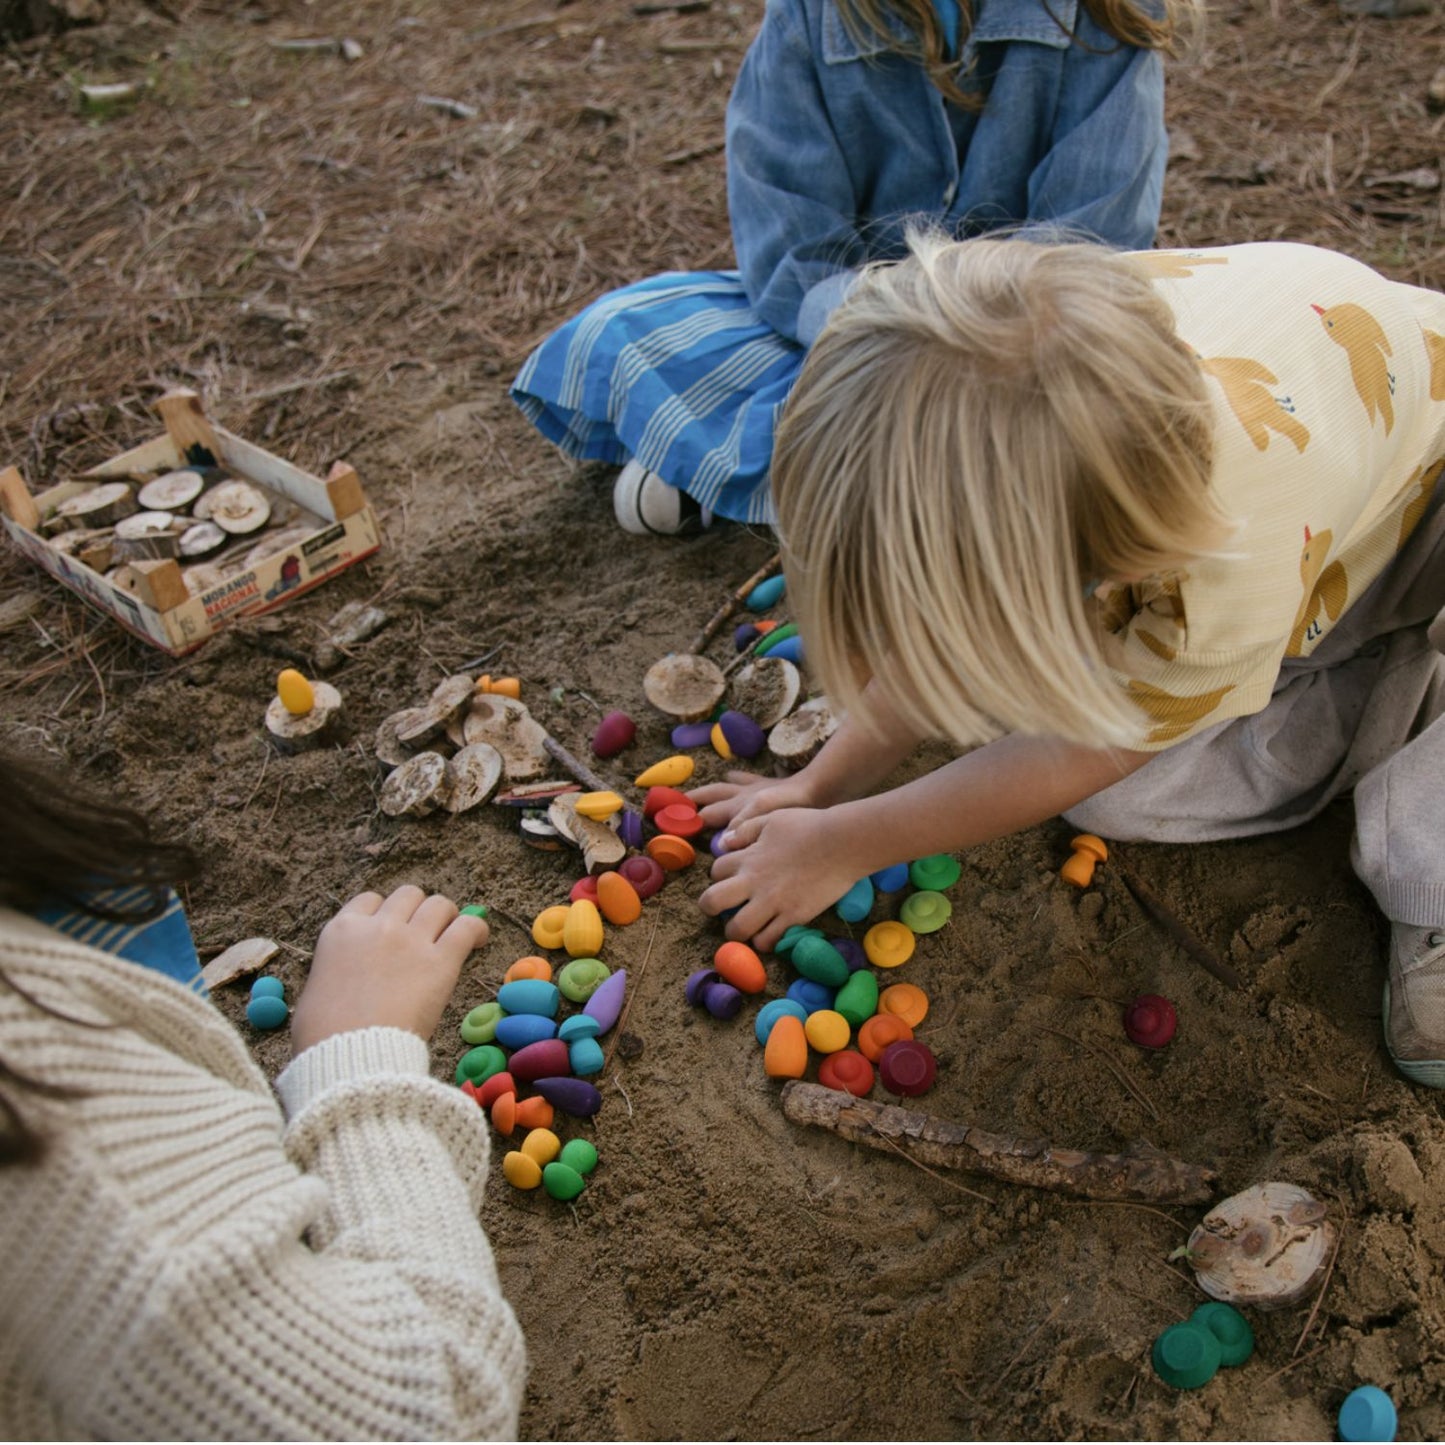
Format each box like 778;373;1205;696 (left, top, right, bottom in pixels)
1068;487;1445;931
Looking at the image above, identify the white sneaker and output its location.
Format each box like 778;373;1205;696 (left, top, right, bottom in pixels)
612;459;713;537
1384;923;1445;1088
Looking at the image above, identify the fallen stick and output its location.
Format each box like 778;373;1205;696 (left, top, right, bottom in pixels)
1110;850;1244;991
686;551;781;655
541;732;614;795
780;1081;1219;1204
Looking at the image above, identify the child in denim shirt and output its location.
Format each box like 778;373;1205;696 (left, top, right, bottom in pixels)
513;0;1192;532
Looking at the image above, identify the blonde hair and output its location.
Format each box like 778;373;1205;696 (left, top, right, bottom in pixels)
836;0;1200;110
773;233;1234;751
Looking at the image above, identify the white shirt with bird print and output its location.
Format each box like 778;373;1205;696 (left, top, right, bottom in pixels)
1092;241;1445;750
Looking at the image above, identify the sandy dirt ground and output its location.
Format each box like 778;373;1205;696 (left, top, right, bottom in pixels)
3;0;1445;1438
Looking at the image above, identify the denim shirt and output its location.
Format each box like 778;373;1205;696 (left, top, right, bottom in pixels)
725;0;1168;344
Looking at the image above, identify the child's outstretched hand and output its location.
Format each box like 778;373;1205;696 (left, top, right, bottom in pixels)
290;885;489;1057
689;770;816;833
699;807;860;951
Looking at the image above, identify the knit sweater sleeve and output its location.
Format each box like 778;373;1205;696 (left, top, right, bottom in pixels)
0;934;527;1443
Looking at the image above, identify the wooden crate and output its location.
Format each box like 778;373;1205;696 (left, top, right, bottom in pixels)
0;389;381;656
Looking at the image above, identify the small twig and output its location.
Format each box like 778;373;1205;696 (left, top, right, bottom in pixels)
542;733;613;794
992;1294;1071;1394
662;140;727;167
633;0;711;12
240;749;271;812
871;1130;993;1202
1041;1025;1160;1121
1061;1199;1190;1232
1262;1342;1327;1385
1293;1229;1344;1357
612;1073;634;1118
601;906;664;1074
418;94;478;120
687;550;781;654
1110;849;1243;990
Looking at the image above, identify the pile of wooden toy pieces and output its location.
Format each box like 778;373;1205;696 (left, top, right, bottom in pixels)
42;465;319;598
685;853;967;1099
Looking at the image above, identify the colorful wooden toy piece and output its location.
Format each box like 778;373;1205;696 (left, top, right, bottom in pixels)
635;755;695;789
276;668;315;717
1061;834;1109;887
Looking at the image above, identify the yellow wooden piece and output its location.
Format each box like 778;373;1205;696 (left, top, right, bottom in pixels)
276;668;315;717
634;755;695;788
531;904;569;951
574;790;624;821
804;1009;850;1054
1061;833;1109;888
863;920;916;969
710;722;733;761
563;898;604;958
520;1128;561;1165
502;1151;543;1190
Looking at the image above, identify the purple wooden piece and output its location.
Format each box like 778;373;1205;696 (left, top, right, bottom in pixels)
734;623;760;652
686;968;721;1006
616;809;645;850
829;937;868;973
718;710;765;759
670;721;714;749
702;981;744;1020
583;967;627;1033
533;1076;604;1116
709;830;730;858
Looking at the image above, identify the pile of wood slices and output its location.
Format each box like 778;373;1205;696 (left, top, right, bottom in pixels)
43;466;320;598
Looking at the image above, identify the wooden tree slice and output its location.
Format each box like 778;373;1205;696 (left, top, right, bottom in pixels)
379;750;451;817
731;657;802;730
50;482;136;531
768;696;837;771
429;674;478;724
445;742;504;813
243;524;314;567
264;680;343;752
375;707;434;767
395;704;448;748
1187;1182;1335;1310
179;520;227;559
495;780;582;808
138;469;205;511
203;481;272;535
314;600;390;672
200;936;280;990
643;652;727;722
459;694;550;780
548;793;627;874
114;510;181;561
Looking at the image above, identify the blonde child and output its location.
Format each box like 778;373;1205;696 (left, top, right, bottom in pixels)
512;0;1193;534
694;233;1445;1087
0;749;526;1438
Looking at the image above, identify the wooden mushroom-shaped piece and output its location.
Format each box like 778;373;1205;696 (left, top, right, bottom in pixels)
768;696;837;772
455;694;550;781
730;657;801;730
264;671;343;752
1188;1182;1335;1310
643;652;727;723
1061;834;1109;888
548;794;627;875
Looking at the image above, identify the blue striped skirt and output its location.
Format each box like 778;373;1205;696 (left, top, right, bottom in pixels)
510;270;804;525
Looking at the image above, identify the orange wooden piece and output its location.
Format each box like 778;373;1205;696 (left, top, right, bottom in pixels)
596;870;643;926
858;1014;914;1062
477;674;522;699
713;940;766;994
1060;833;1109;888
490;1091;517;1136
513;1096;555;1130
504;956;553;983
818;1049;875;1096
764;1014;808;1079
877;983;929;1029
646;834;696;870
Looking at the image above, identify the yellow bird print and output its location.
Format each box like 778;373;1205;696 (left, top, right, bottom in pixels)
1312;302;1394;434
1200;356;1311;453
1425;329;1445;401
1287;525;1349;656
1126;678;1237;745
1134;253;1232;280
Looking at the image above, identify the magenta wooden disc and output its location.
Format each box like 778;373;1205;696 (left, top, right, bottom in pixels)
1123;994;1177;1049
878;1040;936;1097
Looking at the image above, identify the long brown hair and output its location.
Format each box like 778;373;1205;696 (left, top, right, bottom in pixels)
835;0;1191;108
0;748;199;1165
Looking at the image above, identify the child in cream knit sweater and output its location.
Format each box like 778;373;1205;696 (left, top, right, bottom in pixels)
0;748;526;1440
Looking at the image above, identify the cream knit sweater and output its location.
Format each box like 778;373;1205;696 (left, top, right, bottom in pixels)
0;907;527;1441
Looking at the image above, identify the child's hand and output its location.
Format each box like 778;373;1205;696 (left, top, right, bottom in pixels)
699;807;859;951
689;771;816;833
290;885;489;1057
